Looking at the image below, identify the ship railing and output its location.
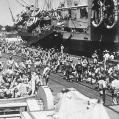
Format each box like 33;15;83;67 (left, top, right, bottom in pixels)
0;102;27;118
0;114;20;118
0;95;36;118
54;25;89;34
57;4;88;10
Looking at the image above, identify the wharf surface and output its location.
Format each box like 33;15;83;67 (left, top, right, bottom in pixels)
0;53;119;119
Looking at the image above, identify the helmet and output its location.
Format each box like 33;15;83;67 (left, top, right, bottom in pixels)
9;56;12;60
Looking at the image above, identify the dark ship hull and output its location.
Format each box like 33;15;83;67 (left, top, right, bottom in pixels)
18;30;62;49
64;39;119;57
62;31;119;57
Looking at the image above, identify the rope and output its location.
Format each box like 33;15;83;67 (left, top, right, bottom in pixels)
6;0;15;22
70;19;77;29
44;0;52;11
21;0;30;6
15;0;26;7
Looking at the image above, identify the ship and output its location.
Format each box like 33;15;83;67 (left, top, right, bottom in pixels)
53;0;119;56
11;0;119;55
14;0;63;49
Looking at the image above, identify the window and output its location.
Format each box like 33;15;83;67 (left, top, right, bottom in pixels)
80;7;88;18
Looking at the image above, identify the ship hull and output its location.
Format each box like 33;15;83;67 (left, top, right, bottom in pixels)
63;32;119;57
18;30;63;49
65;40;119;55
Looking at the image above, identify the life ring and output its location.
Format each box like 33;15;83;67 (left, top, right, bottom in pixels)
104;0;118;29
91;0;104;27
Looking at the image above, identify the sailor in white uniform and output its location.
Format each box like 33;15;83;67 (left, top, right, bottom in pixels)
6;56;14;69
42;66;51;85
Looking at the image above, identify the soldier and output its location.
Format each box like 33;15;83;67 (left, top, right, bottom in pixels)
92;50;98;64
34;57;42;74
42;65;51;85
75;58;82;82
4;83;12;98
82;57;88;71
6;56;14;69
61;44;64;56
97;77;107;104
65;60;75;82
103;50;110;69
25;57;32;68
55;59;62;73
111;75;119;104
0;61;3;72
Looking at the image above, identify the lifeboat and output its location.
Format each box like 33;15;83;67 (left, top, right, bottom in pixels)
91;0;104;27
103;0;118;29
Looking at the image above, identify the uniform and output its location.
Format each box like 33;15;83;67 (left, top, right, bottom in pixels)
65;62;74;82
98;79;107;104
42;67;51;85
7;59;14;69
0;61;3;71
111;79;119;104
75;63;82;82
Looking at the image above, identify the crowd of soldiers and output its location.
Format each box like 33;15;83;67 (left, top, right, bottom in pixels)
0;41;119;105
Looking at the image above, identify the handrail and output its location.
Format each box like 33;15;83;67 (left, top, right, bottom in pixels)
0;95;35;104
0;102;27;108
0;114;20;118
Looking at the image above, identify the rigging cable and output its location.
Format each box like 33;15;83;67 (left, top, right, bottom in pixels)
34;0;39;8
6;0;15;22
21;0;30;6
44;0;48;10
44;0;52;11
43;0;48;11
15;0;26;7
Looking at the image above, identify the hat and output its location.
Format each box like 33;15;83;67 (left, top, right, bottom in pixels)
112;73;118;78
78;57;81;60
35;57;39;60
9;56;12;59
70;60;73;62
5;83;10;88
105;50;109;53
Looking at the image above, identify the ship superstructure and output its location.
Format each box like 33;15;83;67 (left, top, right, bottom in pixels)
54;0;119;55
